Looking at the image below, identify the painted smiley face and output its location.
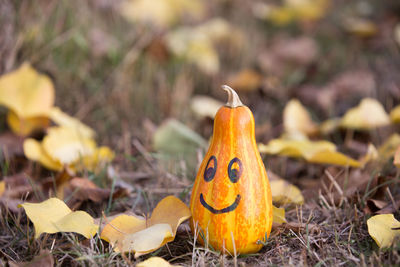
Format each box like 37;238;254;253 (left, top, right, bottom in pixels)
199;155;243;214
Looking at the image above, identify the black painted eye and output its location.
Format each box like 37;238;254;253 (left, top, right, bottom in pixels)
204;156;217;182
227;157;243;183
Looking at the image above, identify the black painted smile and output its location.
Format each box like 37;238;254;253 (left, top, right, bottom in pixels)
200;193;241;214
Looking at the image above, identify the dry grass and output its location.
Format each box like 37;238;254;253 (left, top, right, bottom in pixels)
1;0;400;266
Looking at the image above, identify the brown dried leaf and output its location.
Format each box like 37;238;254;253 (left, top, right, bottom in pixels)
8;250;54;267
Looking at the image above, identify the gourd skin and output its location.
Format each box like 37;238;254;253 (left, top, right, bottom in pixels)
190;99;273;254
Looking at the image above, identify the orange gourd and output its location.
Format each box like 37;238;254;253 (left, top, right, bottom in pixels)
190;85;273;254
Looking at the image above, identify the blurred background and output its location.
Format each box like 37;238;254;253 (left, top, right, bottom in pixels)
1;1;400;265
1;0;400;180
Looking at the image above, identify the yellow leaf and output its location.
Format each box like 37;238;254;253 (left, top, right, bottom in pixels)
259;138;361;167
270;179;304;205
0;181;5;197
283;99;318;138
122;224;173;255
268;6;294;25
23;128;113;172
119;0;204;28
341;98;390;130
198;19;243;49
286;0;329;21
23;138;63;171
273;205;287;225
252;3;293;25
319;118;341;135
390;105;400;123
186;38;219;75
259;138;335;158
137;257;178;267
101;195;191;256
190;95;223;119
100;214;146;244
48;107;95;138
308;150;361;167
73;146;115;172
20;198;98;238
0;63;55;118
344;18;377;37
7;110;50;136
166;28;218;74
43;127;96;165
253;0;330;26
166;19;240;74
377;134;400;162
367;214;400;248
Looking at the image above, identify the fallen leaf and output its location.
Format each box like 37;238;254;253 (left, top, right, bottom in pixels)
376;200;400;215
0;173;40;212
100;195;191;256
253;4;293;26
61;177;129;209
7;110;49;136
153;119;207;155
0;181;5;197
23;127;113;172
377;134;400;162
166;18;241;74
367;214;400;248
23;138;63;171
0;63;54;118
43;127;96;164
253;0;330;25
20;198;98;238
390;105;400;123
319;118;341;135
120;0;204;28
259;138;361;167
0;63;54;136
8;249;54;267
123;224;173;254
190;95;223;119
285;0;330;21
283;99;318;138
166;27;218;74
344;18;377;37
366;199;389;214
272;205;287;225
48;107;95;138
270;179;304;205
137;257;178;267
228;69;262;92
72;146;115;173
340;98;390;130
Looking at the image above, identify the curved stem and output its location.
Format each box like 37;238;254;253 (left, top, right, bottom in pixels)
222;85;243;108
